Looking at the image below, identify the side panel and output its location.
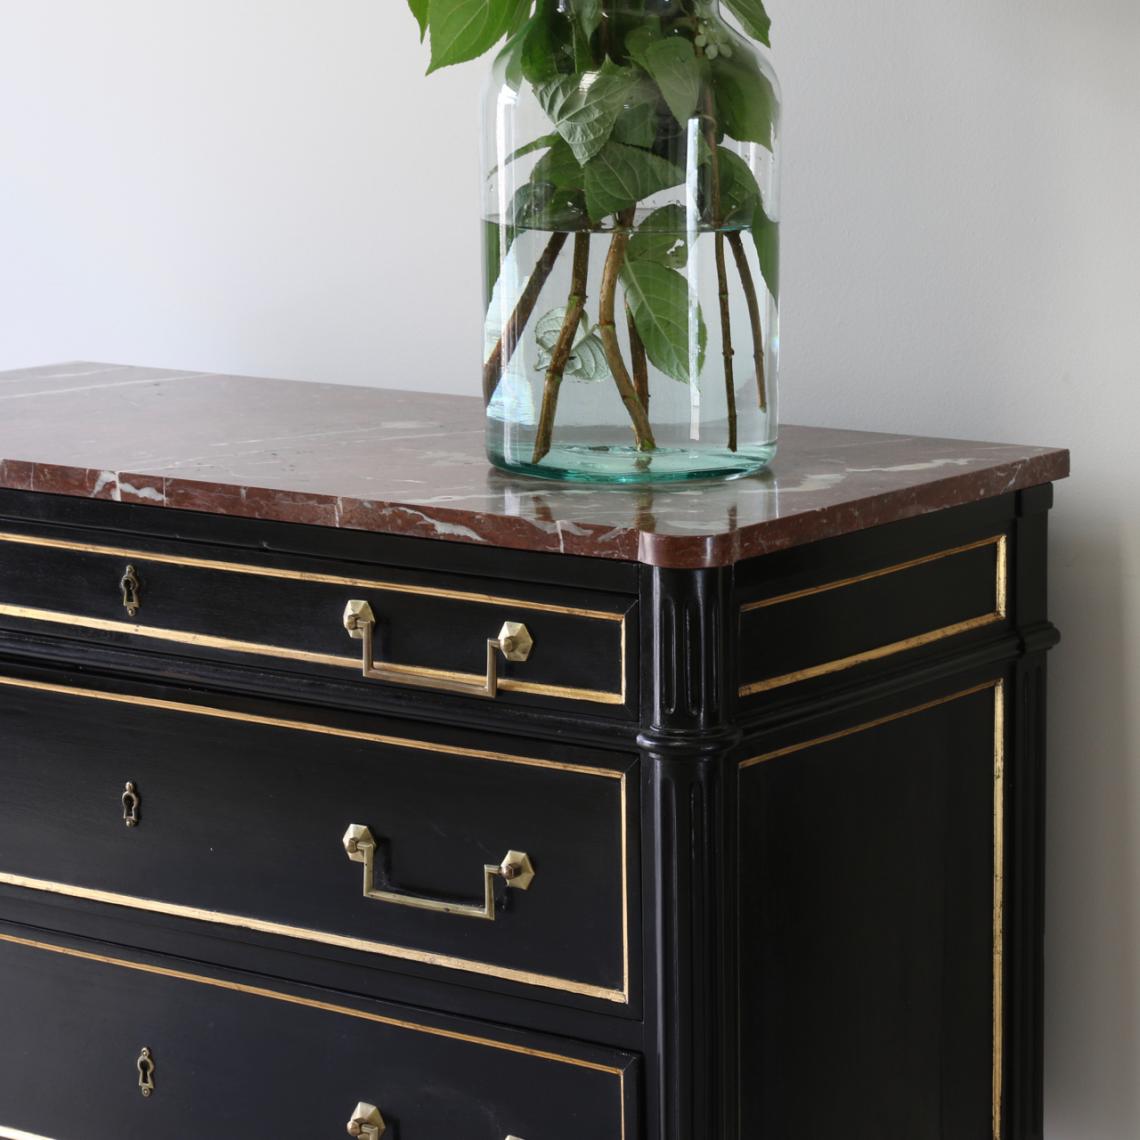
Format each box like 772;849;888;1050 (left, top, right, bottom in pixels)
738;682;1004;1140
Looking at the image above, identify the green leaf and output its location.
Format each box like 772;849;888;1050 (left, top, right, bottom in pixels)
640;38;702;126
583;142;684;222
751;200;779;301
408;0;430;40
710;51;777;149
427;0;526;73
537;65;640;165
723;0;772;47
532;139;585;190
492;133;560;177
714;146;762;224
613;100;658;148
621;258;707;383
625;20;663;69
574;0;603;39
628;204;689;269
510;180;587;231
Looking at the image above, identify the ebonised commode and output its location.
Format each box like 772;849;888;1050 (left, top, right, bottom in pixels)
0;364;1069;1140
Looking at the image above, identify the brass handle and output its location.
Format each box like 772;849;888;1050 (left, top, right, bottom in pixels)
136;1046;155;1098
343;600;532;699
343;824;535;921
347;1102;386;1138
120;564;141;617
122;781;140;828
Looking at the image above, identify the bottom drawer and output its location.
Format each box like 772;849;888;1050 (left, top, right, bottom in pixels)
0;930;637;1140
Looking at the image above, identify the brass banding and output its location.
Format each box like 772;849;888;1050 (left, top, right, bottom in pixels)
0;604;623;706
0;675;632;1004
739;535;1008;697
0;931;629;1078
739;680;1006;1140
0;531;626;621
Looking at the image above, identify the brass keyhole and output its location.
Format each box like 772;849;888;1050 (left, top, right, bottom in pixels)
136;1046;155;1097
120;565;141;617
122;782;140;828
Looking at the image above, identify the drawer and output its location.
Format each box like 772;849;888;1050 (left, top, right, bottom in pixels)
0;527;635;714
738;533;1009;700
0;930;639;1140
0;674;635;1006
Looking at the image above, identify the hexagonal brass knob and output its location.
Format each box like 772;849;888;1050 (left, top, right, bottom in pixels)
496;621;533;663
500;850;536;891
343;599;375;639
347;1102;386;1138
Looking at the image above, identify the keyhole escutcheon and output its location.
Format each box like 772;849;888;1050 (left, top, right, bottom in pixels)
137;1046;155;1098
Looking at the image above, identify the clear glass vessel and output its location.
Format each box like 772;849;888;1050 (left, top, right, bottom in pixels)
482;0;781;484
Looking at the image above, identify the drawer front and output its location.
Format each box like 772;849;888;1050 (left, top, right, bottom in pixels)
0;528;634;713
738;534;1008;700
0;675;634;1005
0;931;638;1140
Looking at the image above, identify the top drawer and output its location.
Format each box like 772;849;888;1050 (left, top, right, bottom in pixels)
0;527;635;715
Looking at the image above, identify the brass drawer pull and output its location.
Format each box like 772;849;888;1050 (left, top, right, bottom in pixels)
347;1102;387;1138
122;781;140;828
120;564;141;617
343;824;535;921
343;600;532;699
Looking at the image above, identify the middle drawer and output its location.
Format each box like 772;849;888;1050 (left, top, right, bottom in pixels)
0;672;635;1006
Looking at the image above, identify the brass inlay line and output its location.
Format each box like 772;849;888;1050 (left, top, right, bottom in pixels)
0;675;631;1004
740;535;1007;612
739;614;1005;697
0;673;621;777
0;872;624;1004
0;931;627;1078
740;680;1006;1139
740;681;998;768
0;604;624;706
0;531;626;622
739;535;1009;697
993;679;1006;1140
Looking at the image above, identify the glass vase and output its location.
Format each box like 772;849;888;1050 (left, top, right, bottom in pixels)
481;0;780;484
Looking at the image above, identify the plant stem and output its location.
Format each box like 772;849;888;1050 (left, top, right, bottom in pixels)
626;301;650;414
532;231;592;464
700;86;738;451
727;230;767;412
483;231;568;406
715;232;737;451
598;209;656;452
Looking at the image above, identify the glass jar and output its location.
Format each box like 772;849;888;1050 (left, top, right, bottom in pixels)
482;0;781;484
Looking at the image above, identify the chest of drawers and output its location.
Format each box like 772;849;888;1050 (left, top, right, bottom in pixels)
0;363;1068;1140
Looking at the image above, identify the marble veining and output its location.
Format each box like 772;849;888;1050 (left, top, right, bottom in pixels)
0;363;1070;568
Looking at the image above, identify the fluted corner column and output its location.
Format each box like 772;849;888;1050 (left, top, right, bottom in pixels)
638;565;740;1140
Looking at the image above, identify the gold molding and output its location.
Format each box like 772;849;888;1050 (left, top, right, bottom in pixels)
0;932;630;1137
0;675;631;1005
0;604;625;706
739;535;1008;697
993;680;1006;1140
0;532;629;706
0;531;625;621
739;680;1007;1139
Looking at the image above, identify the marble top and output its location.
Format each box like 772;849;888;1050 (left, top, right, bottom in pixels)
0;363;1069;569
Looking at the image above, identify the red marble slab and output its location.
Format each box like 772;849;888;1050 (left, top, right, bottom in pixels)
0;363;1070;568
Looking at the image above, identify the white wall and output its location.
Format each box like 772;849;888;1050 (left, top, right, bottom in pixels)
1;2;1138;1135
